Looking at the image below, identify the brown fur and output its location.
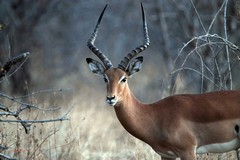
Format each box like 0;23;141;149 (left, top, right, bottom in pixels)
105;68;240;160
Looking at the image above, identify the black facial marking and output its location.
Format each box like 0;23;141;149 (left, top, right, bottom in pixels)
235;124;239;134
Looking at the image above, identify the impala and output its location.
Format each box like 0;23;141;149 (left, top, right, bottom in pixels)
86;3;240;160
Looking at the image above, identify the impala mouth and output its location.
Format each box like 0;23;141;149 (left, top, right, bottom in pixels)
106;99;117;106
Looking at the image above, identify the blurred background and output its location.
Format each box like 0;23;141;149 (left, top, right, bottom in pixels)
0;0;239;97
0;0;240;159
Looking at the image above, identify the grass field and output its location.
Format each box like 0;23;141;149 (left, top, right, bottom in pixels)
1;80;239;160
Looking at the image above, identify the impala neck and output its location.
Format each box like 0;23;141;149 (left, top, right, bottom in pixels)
114;84;153;144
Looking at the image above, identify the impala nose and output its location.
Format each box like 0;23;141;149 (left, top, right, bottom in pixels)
106;95;116;106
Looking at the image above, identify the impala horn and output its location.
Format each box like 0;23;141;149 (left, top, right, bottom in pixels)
87;4;113;69
118;3;150;70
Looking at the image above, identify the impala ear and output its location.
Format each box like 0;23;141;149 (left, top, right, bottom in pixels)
86;58;105;75
126;56;143;77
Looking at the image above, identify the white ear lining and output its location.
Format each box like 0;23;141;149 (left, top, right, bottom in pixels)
127;57;143;77
87;58;105;75
89;63;99;71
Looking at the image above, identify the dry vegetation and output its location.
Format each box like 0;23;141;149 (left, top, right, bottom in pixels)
1;79;239;160
0;0;240;159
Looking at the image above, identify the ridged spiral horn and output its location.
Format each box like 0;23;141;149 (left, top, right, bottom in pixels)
87;4;113;69
118;3;150;70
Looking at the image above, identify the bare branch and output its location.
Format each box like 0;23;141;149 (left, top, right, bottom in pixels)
29;129;59;160
207;0;226;33
171;67;224;90
15;88;70;99
174;33;240;64
172;29;239;93
0;52;30;79
0;153;16;160
0;116;69;123
0;90;73;134
0;92;61;111
223;0;232;89
190;0;207;34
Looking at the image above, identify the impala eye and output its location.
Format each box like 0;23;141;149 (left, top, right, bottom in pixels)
120;77;127;83
103;75;109;83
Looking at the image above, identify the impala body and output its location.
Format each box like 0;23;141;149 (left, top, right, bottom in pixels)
86;4;240;160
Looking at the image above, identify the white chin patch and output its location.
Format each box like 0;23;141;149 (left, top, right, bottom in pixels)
106;100;117;106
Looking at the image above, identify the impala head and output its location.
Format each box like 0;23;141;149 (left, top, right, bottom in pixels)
86;3;150;106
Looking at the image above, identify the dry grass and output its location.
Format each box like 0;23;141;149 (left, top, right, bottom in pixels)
0;82;239;160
